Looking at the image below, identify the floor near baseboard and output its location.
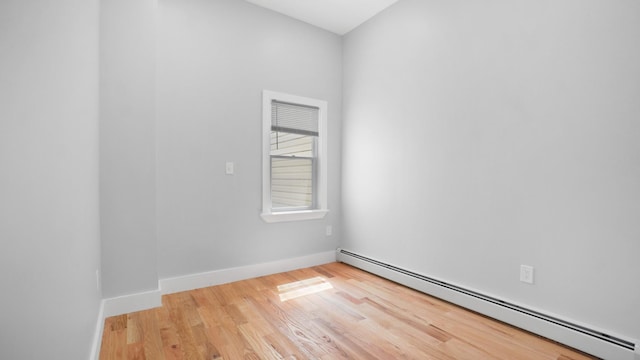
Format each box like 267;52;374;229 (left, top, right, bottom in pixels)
99;262;597;359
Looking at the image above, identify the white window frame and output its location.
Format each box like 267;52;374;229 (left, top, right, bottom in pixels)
261;90;328;223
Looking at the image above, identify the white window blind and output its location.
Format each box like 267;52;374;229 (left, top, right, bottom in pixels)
271;101;319;136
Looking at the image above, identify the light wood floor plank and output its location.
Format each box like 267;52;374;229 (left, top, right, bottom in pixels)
100;262;598;359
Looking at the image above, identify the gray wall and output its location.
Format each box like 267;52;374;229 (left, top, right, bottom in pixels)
156;0;342;278
100;0;159;298
0;0;102;358
342;0;640;341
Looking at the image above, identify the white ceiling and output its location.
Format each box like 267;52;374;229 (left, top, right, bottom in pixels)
245;0;399;35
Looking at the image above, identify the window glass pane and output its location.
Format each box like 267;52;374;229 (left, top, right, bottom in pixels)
271;157;313;209
271;131;314;157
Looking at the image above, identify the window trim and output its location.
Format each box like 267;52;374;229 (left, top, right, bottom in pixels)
261;90;328;223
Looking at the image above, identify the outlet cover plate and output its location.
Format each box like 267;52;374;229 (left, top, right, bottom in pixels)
520;265;534;284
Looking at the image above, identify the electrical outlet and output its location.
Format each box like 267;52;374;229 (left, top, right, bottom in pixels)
520;265;534;284
225;161;234;175
326;225;332;236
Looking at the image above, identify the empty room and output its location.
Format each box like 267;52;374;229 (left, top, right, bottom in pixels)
1;0;639;359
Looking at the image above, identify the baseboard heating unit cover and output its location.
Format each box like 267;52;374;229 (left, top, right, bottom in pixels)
336;248;638;360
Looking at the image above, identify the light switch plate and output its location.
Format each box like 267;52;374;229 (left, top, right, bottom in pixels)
226;161;234;175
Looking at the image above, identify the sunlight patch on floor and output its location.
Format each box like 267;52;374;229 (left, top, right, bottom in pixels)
277;276;333;302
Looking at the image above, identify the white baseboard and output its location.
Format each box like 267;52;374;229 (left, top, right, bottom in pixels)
89;299;105;360
102;289;163;318
160;251;337;295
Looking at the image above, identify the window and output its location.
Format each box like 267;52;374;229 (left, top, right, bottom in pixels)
261;90;328;223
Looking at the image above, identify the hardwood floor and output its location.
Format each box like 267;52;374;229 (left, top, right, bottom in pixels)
99;262;597;359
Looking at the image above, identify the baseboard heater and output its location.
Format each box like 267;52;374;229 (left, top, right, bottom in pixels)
336;248;638;360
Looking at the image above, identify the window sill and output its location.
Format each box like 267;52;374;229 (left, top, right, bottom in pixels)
261;209;329;223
